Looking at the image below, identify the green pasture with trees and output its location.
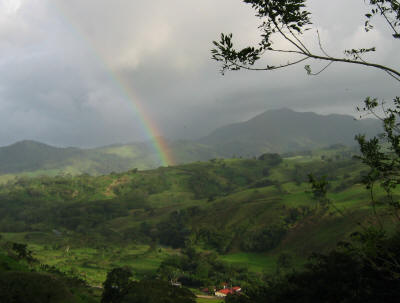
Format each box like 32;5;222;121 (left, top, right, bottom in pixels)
0;144;397;301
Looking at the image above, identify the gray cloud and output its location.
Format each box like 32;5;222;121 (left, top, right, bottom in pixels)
0;0;398;147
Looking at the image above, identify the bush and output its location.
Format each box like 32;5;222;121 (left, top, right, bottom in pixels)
0;271;74;303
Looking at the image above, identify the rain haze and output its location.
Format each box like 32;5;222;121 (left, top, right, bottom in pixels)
0;0;398;147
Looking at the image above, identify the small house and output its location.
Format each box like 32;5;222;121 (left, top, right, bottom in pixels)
215;286;241;297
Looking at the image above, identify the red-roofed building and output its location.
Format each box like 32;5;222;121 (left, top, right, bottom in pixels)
215;286;241;297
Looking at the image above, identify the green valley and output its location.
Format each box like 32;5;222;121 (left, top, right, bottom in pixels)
0;145;393;302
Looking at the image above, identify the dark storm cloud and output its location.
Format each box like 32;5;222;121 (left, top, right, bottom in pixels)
0;0;398;146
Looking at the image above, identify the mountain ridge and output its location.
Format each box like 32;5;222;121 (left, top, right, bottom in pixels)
0;108;381;176
198;108;381;156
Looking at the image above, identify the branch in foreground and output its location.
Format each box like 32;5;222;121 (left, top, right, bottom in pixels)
212;34;400;80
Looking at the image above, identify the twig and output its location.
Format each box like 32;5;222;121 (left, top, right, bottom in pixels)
286;25;311;55
226;56;309;71
309;61;334;76
317;30;331;58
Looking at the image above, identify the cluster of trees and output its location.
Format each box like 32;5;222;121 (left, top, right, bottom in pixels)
101;267;195;303
0;271;77;303
186;155;282;199
0;155;285;235
0;241;96;302
226;231;400;302
157;247;259;289
136;203;310;254
193;224;288;254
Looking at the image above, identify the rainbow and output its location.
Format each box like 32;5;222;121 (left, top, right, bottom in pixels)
50;3;174;167
104;74;175;167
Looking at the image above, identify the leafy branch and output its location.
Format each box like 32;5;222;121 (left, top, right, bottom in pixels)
211;0;400;80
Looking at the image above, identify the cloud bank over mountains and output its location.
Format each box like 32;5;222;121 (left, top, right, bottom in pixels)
0;0;398;147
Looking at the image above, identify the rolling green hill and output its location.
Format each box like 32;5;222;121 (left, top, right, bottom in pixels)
0;140;219;178
0;146;391;287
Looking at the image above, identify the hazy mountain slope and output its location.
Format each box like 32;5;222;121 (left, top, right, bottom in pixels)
0;140;220;176
198;108;381;156
0;140;84;174
0;109;381;176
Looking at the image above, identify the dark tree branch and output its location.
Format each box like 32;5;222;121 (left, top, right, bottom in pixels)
272;19;308;54
268;48;305;55
307;53;400;80
212;0;400;80
376;2;400;37
286;25;311;54
226;56;310;71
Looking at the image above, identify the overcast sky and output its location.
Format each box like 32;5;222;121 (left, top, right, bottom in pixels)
0;0;398;147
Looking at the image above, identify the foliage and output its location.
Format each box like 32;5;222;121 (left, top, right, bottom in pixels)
156;210;193;248
11;242;36;263
355;97;400;220
275;252;293;274
258;153;283;165
308;174;331;210
241;224;287;252
157;248;259;288
0;271;75;303
101;267;195;303
234;230;400;303
364;0;400;38
212;0;400;79
101;267;133;303
121;279;196;303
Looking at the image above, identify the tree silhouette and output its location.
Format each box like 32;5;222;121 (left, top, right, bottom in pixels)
101;267;133;303
212;0;400;80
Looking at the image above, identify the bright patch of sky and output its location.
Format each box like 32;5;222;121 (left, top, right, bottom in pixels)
2;0;21;15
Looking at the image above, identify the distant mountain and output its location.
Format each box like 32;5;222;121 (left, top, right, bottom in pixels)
198;108;381;156
0;140;83;174
0;109;382;176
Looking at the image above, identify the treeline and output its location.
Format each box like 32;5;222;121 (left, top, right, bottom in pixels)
132;203;312;253
157;247;259;288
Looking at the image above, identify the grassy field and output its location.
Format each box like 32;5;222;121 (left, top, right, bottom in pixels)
0;232;171;286
219;252;277;272
196;298;224;303
28;244;170;286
